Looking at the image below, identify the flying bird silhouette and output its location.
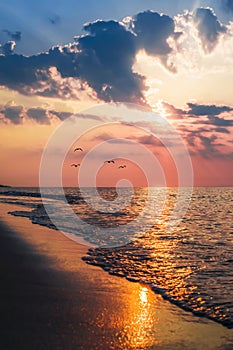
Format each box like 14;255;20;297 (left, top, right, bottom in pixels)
71;163;80;167
74;147;83;152
118;165;126;168
104;160;115;164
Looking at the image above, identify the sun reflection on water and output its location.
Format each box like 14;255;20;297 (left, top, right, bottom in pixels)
117;284;159;349
139;286;148;304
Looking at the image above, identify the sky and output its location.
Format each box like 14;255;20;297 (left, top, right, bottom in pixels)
0;0;233;187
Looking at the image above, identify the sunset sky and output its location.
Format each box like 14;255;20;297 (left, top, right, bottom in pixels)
0;0;233;187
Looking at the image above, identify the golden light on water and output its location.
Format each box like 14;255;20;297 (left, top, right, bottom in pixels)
117;284;159;349
139;286;148;303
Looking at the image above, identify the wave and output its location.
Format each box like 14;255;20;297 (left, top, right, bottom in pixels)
1;187;233;329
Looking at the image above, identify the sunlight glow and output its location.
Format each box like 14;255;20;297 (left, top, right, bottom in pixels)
139;286;148;303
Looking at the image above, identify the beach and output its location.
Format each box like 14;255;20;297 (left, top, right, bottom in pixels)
0;203;232;350
1;0;233;349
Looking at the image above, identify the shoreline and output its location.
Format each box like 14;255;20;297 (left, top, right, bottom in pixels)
0;203;232;349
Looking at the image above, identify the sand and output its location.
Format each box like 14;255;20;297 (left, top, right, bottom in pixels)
0;203;232;350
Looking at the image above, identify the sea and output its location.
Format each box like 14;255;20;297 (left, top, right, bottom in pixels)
0;186;232;329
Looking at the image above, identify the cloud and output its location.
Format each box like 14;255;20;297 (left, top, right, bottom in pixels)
76;19;146;104
3;30;21;41
214;127;230;134
193;8;226;53
27;108;51;125
0;21;146;104
49;110;72;121
0;104;111;125
0;9;229;104
0;104;23;124
181;127;225;158
163;101;233;158
0;41;16;55
199;134;220;158
131;11;181;71
162;101;187;119
187;102;233;116
25;67;96;100
0;21;145;103
0;11;182;104
0;104;73;125
206;115;233;126
163;101;233;121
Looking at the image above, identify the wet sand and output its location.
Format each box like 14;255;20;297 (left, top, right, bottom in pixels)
0;203;232;350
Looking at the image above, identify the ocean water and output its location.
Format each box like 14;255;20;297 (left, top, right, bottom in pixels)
0;186;232;328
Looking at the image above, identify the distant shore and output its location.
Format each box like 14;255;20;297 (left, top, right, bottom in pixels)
0;203;232;349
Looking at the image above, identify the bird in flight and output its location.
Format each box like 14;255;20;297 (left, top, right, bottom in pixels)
118;165;126;168
104;160;115;164
74;147;83;152
71;163;80;167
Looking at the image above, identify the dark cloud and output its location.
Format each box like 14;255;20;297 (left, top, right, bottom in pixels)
27;108;50;125
131;11;180;70
0;11;181;104
199;134;219;158
124;102;233;159
77;19;146;104
182;127;224;158
30;67;85;100
0;41;15;55
0;21;146;104
0;105;70;125
27;107;77;124
164;102;233;123
49;110;72;121
214;127;230;134
198;134;227;159
0;104;109;125
206;115;233;126
3;30;21;41
193;8;226;53
2;22;136;101
0;105;23;124
0;48;75;96
163;101;233;158
187;102;233;116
